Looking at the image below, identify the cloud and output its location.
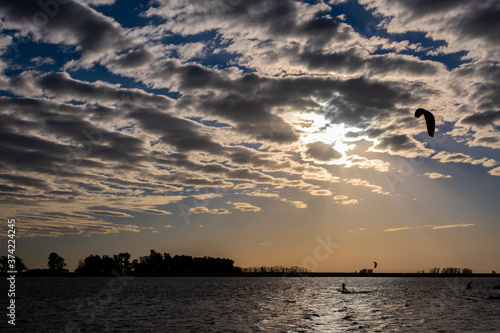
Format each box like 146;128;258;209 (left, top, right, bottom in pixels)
489;166;500;176
189;207;230;214
245;191;280;198
189;207;210;214
119;225;140;233
129;208;172;215
30;56;55;66
432;151;498;168
332;194;358;205
431;223;475;230
344;155;390;172
460;110;500;127
165;225;176;229
373;135;433;158
384;226;416;232
290;200;307;209
304;141;342;162
360;0;500;59
384;223;475;232
229;202;262;212
0;0;132;65
424;172;452;179
344;178;391;196
340;199;359;205
5;212;141;238
191;192;223;200
108;48;154;69
83;0;116;5
308;189;333;196
86;210;134;218
210;208;231;214
234;183;257;190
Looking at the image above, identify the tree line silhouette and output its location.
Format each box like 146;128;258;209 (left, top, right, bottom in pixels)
241;266;311;274
423;267;473;275
1;253;492;277
0;250;314;276
75;250;241;276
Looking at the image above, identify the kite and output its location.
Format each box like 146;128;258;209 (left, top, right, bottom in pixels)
415;108;435;137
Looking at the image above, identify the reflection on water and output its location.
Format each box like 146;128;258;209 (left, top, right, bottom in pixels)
2;277;500;332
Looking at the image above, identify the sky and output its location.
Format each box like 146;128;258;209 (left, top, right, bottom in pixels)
0;0;499;273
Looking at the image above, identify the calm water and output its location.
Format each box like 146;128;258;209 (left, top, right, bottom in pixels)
2;276;500;332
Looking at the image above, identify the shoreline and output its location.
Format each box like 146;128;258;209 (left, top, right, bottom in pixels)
2;272;498;278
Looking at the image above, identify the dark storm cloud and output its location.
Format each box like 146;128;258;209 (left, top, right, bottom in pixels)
128;108;224;154
150;60;230;90
0;0;131;54
151;0;347;47
154;154;276;184
147;60;299;142
0;126;82;174
43;118;146;163
109;48;154;68
297;48;439;76
305;141;342;161
0;99;147;169
476;136;499;145
0;96;82;118
157;59;424;138
450;3;500;45
38;72;169;105
460;110;500;127
376;0;470;17
322;79;421;127
2;72;170;106
201;94;299;143
0;174;50;190
0;184;26;193
363;0;500;59
226;147;292;171
374;135;423;154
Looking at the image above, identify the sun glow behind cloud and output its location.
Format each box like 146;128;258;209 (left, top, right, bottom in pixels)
292;111;361;161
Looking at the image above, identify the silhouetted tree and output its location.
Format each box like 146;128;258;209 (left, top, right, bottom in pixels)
47;252;66;272
101;255;119;275
113;252;131;272
75;254;103;276
0;256;27;272
241;266;310;274
429;267;440;274
358;268;373;274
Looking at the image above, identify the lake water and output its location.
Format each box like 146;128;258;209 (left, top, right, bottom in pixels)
2;276;500;332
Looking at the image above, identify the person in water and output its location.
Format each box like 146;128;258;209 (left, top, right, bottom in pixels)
466;282;472;289
342;283;347;293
